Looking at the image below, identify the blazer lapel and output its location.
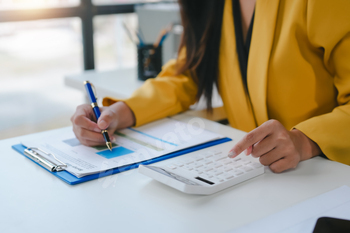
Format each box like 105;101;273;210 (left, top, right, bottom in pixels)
219;0;257;132
247;0;280;126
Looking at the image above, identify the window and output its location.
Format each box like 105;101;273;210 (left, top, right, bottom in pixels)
0;0;80;10
0;0;174;139
94;13;138;70
0;18;84;139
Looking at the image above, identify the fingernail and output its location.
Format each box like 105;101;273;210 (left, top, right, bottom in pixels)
94;127;101;132
99;120;107;129
111;136;116;142
228;151;237;158
245;149;248;155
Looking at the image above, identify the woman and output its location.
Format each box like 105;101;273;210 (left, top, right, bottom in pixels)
71;0;350;173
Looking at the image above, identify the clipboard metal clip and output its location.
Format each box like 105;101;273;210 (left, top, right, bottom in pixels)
24;147;67;172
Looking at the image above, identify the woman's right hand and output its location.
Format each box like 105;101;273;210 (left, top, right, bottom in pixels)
71;101;135;147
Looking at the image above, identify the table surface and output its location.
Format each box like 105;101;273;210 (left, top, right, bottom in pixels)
1;113;350;233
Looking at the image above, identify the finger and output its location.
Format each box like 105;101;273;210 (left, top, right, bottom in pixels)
269;156;299;173
74;126;106;143
73;115;100;132
73;124;116;147
107;130;116;142
228;122;273;158
80;138;108;147
75;104;95;119
245;145;253;155
98;107;118;130
250;135;276;158
259;147;284;166
72;105;100;132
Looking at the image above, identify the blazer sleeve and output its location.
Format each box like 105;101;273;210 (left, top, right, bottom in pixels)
294;0;350;165
102;49;198;127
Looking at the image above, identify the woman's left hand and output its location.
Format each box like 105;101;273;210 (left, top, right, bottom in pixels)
228;119;322;173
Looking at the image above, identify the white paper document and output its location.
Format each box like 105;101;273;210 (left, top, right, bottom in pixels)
231;185;350;233
22;118;224;178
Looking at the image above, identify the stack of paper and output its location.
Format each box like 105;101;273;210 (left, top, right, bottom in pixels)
22;118;225;178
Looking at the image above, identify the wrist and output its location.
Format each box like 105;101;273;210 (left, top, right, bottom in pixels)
290;129;322;161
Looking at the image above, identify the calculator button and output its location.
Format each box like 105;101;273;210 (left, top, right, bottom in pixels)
206;172;214;178
234;170;244;176
215;171;224;176
243;167;253;172
204;167;213;172
216;176;225;182
224;167;233;172
224;174;235;180
167;164;177;170
195;164;204;169
204;159;213;165
233;158;241;162
218;167;226;172
223;159;233;165
218;159;228;164
243;160;252;165
251;162;263;168
212;168;219;173
213;154;226;161
185;159;195;165
194;156;204;161
207;164;215;170
234;164;243;168
174;162;184;167
195;169;203;175
213;150;224;156
212;162;220;167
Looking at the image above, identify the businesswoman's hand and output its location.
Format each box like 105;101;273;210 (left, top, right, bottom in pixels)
71;102;135;147
228;120;322;173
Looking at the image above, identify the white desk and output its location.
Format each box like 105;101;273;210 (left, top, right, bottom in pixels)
1;113;350;233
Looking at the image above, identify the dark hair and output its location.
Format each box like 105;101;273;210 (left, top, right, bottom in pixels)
177;0;225;111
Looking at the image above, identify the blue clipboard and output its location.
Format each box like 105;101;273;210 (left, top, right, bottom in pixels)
12;137;231;185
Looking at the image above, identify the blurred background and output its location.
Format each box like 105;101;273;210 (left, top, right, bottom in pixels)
0;0;179;139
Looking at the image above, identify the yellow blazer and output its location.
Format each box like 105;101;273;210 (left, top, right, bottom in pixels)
103;0;350;165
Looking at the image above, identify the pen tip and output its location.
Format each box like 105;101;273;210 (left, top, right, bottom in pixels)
106;142;113;151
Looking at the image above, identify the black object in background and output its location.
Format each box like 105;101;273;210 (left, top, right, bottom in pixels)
137;44;162;81
313;217;350;233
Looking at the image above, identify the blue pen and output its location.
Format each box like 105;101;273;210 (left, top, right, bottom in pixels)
84;81;113;151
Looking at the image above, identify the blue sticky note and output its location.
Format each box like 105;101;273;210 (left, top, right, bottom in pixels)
97;147;134;159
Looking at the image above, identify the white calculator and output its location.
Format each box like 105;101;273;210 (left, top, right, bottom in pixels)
138;149;264;195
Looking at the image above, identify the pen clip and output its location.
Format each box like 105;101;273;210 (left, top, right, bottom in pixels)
84;80;98;101
90;83;98;101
